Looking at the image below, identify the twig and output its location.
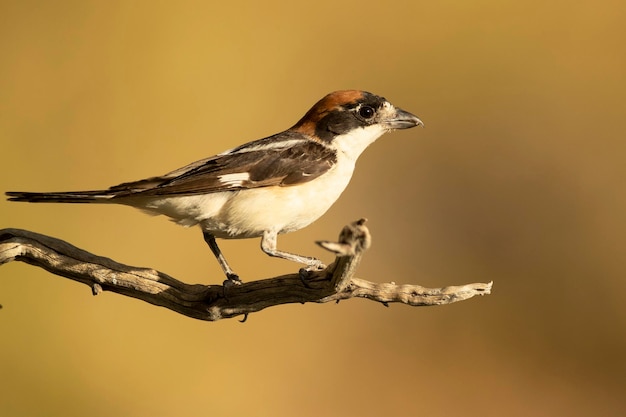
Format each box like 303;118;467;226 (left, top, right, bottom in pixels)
0;219;492;321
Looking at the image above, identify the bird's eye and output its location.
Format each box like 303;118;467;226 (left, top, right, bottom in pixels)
358;105;375;119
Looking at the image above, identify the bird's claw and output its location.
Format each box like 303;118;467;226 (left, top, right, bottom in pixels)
299;260;326;288
299;268;314;288
222;273;243;298
223;273;243;286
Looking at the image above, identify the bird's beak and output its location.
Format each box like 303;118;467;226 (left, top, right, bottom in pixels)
384;108;424;130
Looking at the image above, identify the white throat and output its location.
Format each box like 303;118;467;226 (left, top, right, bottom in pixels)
330;124;387;162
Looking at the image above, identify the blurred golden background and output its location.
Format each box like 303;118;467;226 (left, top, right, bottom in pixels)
1;1;625;416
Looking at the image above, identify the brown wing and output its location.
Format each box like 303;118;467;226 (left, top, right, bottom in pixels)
108;134;336;198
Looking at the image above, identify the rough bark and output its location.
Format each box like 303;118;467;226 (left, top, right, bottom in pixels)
0;219;492;321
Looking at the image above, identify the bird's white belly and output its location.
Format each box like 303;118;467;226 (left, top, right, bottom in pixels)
138;159;355;239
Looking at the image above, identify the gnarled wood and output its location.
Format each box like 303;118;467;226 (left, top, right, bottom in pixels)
0;219;492;321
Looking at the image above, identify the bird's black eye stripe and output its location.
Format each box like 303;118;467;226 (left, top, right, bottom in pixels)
358;105;375;119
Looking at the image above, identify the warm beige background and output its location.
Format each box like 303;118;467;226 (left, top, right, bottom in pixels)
1;1;625;416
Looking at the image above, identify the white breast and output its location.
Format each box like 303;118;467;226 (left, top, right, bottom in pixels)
208;155;356;238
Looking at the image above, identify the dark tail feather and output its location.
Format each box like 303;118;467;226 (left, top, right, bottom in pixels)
6;190;114;203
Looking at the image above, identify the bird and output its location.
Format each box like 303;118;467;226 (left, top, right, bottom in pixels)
6;90;423;285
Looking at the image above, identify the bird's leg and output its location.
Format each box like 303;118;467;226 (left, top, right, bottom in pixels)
260;230;326;274
203;232;242;286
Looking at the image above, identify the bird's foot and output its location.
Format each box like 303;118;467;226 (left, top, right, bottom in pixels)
223;273;243;286
299;260;327;288
222;273;243;298
299;268;314;288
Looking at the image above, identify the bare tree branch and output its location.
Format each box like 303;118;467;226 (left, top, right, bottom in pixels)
0;219;492;321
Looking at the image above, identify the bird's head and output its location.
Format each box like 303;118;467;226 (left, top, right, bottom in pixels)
292;90;423;160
